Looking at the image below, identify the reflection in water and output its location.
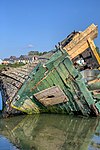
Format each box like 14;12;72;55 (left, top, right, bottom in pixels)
0;114;100;150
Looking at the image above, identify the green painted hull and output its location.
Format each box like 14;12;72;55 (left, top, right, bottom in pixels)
11;48;100;116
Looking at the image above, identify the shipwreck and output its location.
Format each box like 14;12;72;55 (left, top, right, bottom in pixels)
0;24;100;117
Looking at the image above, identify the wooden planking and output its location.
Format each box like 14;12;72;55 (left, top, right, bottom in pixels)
69;41;89;59
63;24;98;59
1;63;38;85
11;98;40;114
1;72;25;83
0;63;38;110
55;63;69;85
64;24;97;51
34;86;68;106
51;68;75;110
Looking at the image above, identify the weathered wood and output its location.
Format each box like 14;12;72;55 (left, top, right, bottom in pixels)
0;63;38;116
34;86;68;106
69;41;89;59
63;24;97;51
62;24;99;67
87;38;100;65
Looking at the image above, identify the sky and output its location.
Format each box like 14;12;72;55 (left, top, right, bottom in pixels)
0;0;100;59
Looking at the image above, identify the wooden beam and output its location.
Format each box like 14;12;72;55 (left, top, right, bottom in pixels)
87;38;100;65
66;41;89;59
63;24;98;59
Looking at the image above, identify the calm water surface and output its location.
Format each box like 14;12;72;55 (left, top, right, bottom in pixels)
0;114;100;150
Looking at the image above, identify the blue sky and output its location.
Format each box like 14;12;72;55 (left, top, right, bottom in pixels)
0;0;100;59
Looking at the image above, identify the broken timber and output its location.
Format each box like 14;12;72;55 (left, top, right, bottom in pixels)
0;63;38;116
34;86;68;106
0;24;100;117
61;24;100;69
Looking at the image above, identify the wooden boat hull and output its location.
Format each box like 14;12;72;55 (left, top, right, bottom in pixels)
11;49;100;116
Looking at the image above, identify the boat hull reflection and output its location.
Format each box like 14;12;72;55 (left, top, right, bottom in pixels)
0;114;100;150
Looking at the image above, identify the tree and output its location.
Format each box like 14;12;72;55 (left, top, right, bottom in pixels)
28;51;48;56
28;51;39;56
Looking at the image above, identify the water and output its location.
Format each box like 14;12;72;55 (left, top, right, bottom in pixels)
0;114;100;150
0;135;18;150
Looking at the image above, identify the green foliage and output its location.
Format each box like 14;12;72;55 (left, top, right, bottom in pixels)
0;64;6;71
8;63;25;68
0;63;25;71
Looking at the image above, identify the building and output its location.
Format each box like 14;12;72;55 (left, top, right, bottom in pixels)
2;56;17;65
0;59;3;64
2;55;38;65
18;55;38;64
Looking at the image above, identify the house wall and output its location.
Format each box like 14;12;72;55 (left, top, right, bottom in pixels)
0;59;3;64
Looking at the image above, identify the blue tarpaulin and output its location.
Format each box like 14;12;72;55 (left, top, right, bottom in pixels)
0;92;2;110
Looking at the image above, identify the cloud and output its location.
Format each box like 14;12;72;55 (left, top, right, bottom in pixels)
27;44;34;48
20;44;34;51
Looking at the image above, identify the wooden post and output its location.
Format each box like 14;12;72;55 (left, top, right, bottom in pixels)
87;38;100;66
